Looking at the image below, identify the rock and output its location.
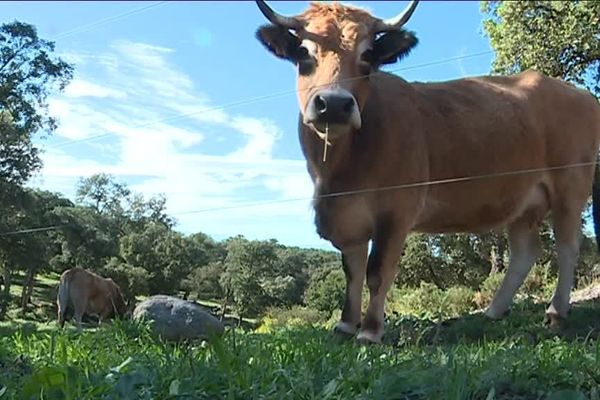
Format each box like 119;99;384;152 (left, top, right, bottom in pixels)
133;295;224;342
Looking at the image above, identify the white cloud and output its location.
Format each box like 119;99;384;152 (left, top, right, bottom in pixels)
227;116;281;160
64;78;126;99
38;39;321;248
455;47;469;77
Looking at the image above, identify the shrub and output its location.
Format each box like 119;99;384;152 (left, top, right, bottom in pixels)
444;286;476;316
387;282;476;320
257;306;326;332
474;272;505;309
474;265;558;310
304;269;346;316
521;263;556;299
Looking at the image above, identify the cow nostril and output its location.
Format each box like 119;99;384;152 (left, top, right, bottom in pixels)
343;98;354;113
315;95;327;115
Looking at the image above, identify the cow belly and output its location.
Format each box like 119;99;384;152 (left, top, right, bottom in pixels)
414;179;550;233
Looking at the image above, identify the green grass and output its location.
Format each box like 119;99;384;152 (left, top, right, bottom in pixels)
2;273;600;399
1;300;600;400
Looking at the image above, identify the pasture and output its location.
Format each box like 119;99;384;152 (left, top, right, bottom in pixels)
1;1;600;399
2;274;600;399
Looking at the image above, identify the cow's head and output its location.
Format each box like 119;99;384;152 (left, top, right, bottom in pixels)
255;0;419;139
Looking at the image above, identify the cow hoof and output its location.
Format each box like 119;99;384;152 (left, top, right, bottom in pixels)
484;307;510;320
333;321;358;340
544;312;567;331
356;330;382;345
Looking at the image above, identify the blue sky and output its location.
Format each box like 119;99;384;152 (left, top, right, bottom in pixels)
1;1;495;250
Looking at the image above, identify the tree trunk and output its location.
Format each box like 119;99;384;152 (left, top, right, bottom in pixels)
0;267;11;319
20;267;36;313
220;293;230;322
2;267;10;298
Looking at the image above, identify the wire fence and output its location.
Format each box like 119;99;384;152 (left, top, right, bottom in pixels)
47;50;493;150
5;2;569;239
2;161;596;237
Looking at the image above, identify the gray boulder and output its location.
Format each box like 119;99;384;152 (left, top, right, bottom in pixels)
133;295;224;342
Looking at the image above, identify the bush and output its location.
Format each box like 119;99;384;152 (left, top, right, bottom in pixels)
474;272;504;309
257;306;326;332
387;282;476;320
521;264;556;299
474;265;558;309
101;259;149;303
444;286;476;316
304;269;346;316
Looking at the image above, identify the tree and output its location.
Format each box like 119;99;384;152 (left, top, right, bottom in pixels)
0;189;70;317
0;21;73;316
219;237;283;322
0;21;73;185
101;257;149;305
304;267;346;315
76;173;174;234
481;1;600;98
183;261;226;300
51;205;120;271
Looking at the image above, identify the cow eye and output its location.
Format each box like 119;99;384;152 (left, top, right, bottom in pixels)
296;46;316;76
361;49;375;65
359;49;374;76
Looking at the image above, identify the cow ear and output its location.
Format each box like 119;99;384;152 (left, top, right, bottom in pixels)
372;30;418;66
256;24;301;62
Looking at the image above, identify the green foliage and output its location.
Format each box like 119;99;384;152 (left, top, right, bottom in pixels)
305;268;346;315
219;237;281;317
0;21;72;317
475;264;559;310
119;223;191;295
398;233;493;289
183;261;226;300
482;0;600;97
259;306;326;331
75;173;174;233
2;309;600;399
0;21;73;185
101;259;150;303
388;282;476;320
475;272;505;310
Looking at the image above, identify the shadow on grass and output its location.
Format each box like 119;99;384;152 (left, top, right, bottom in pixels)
0;320;59;337
384;297;600;348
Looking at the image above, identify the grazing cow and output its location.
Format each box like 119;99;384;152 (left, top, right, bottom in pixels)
57;267;127;330
254;0;600;343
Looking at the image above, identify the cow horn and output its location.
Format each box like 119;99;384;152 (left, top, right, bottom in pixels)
255;0;304;30
374;0;419;33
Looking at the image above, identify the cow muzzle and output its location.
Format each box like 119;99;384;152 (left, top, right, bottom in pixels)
304;88;361;136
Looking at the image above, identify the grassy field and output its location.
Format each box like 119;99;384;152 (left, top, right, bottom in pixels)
1;275;600;399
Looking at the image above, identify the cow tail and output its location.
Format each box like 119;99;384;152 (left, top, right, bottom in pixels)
57;274;70;320
592;157;600;253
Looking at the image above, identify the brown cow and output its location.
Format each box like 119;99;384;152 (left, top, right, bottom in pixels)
57;267;127;330
254;0;600;343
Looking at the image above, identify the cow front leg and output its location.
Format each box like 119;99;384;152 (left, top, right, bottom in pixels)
358;228;406;344
333;243;368;337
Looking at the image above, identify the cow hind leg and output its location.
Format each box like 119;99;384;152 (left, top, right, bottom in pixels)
73;301;87;332
334;243;368;337
546;206;582;325
485;218;541;319
357;227;407;344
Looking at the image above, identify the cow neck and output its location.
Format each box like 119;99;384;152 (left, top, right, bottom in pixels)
299;123;358;189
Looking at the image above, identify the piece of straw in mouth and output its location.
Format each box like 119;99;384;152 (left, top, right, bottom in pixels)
323;123;329;162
